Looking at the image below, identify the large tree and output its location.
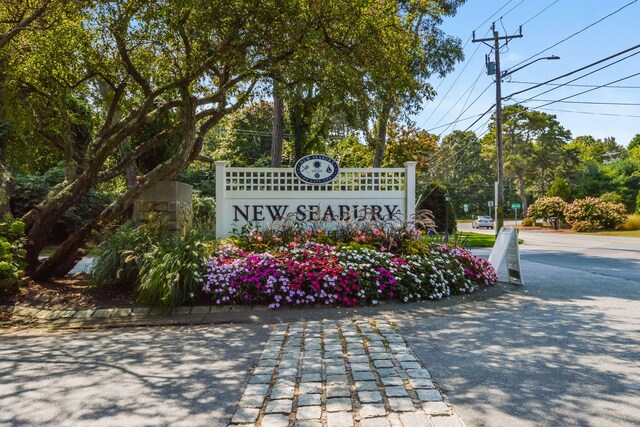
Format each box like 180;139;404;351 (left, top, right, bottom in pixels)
438;130;493;216
269;1;466;166
2;0;422;278
2;0;465;279
0;0;63;217
481;106;571;215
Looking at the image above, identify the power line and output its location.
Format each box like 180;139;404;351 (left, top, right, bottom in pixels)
537;108;640;118
422;50;484;128
528;71;640;109
424;113;485;132
520;0;561;27
514;99;640;106
474;0;516;32
427;82;494;134
500;0;527;21
510;0;639;69
506;80;640;89
426;64;485;129
512;49;640;104
503;43;640;100
430;67;485;132
423;0;517;128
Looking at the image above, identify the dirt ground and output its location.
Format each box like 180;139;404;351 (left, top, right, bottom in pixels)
0;276;134;311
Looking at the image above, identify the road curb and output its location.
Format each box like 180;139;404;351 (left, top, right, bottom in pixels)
0;283;514;330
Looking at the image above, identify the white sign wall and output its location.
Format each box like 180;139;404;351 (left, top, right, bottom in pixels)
215;161;417;238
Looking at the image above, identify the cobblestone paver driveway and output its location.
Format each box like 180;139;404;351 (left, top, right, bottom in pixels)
230;316;464;427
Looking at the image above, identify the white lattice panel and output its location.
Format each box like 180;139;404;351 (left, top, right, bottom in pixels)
225;168;406;192
215;162;417;238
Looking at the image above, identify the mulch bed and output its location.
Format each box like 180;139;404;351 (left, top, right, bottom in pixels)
1;276;134;311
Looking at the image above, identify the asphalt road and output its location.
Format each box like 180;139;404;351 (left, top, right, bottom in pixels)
1;229;638;426
393;226;640;426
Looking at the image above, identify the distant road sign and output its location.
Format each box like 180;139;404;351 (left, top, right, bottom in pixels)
488;201;494;207
463;203;469;212
512;203;521;209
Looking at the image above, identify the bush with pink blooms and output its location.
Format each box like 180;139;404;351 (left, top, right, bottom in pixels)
563;197;627;231
527;197;567;222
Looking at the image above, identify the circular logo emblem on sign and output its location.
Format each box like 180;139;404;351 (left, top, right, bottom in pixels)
294;154;340;184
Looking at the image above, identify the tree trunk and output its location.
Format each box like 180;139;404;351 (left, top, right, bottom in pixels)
0;159;14;219
373;102;393;168
35;92;201;280
271;82;285;167
23;167;100;270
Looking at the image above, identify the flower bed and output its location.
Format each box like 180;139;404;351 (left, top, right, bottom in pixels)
202;241;498;309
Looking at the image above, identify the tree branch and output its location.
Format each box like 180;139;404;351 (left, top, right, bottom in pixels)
113;30;151;96
0;0;51;50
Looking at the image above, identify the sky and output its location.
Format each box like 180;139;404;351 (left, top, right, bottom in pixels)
414;0;640;147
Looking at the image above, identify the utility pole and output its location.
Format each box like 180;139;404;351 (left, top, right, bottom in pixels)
473;23;522;236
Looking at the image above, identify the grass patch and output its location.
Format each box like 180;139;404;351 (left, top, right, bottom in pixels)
457;232;495;247
453;232;524;247
586;229;640;238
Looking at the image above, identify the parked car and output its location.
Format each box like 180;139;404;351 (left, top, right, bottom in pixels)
472;215;494;229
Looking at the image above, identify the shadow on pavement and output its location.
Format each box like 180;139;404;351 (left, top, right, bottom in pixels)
0;324;269;426
390;255;640;426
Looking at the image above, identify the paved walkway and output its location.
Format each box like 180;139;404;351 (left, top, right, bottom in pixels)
230;317;463;427
1;288;504;426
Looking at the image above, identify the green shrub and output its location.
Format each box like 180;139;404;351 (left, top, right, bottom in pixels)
527;197;566;222
135;231;208;309
598;192;623;204
570;221;594;232
636;191;640;214
564;197;627;231
546;176;572;201
192;190;216;228
91;221;212;308
0;220;26;296
521;217;535;227
417;182;456;234
91;222;157;291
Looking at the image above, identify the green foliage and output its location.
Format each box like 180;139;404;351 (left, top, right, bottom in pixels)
438;130;494;217
11;166;112;242
91;222;157;291
92;222;213;308
0;220;26;296
521;217;535;227
176;167;216;197
637;191;640;214
567;135;627;164
384;124;437;175
328;135;374;167
135;231;207;309
546;176;572;201
563;197;627;231
207;101;281;167
527;197;567;221
598;192;623;204
417;182;456;234
192;191;216;229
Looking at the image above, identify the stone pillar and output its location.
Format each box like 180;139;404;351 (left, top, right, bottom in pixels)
133;181;193;234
